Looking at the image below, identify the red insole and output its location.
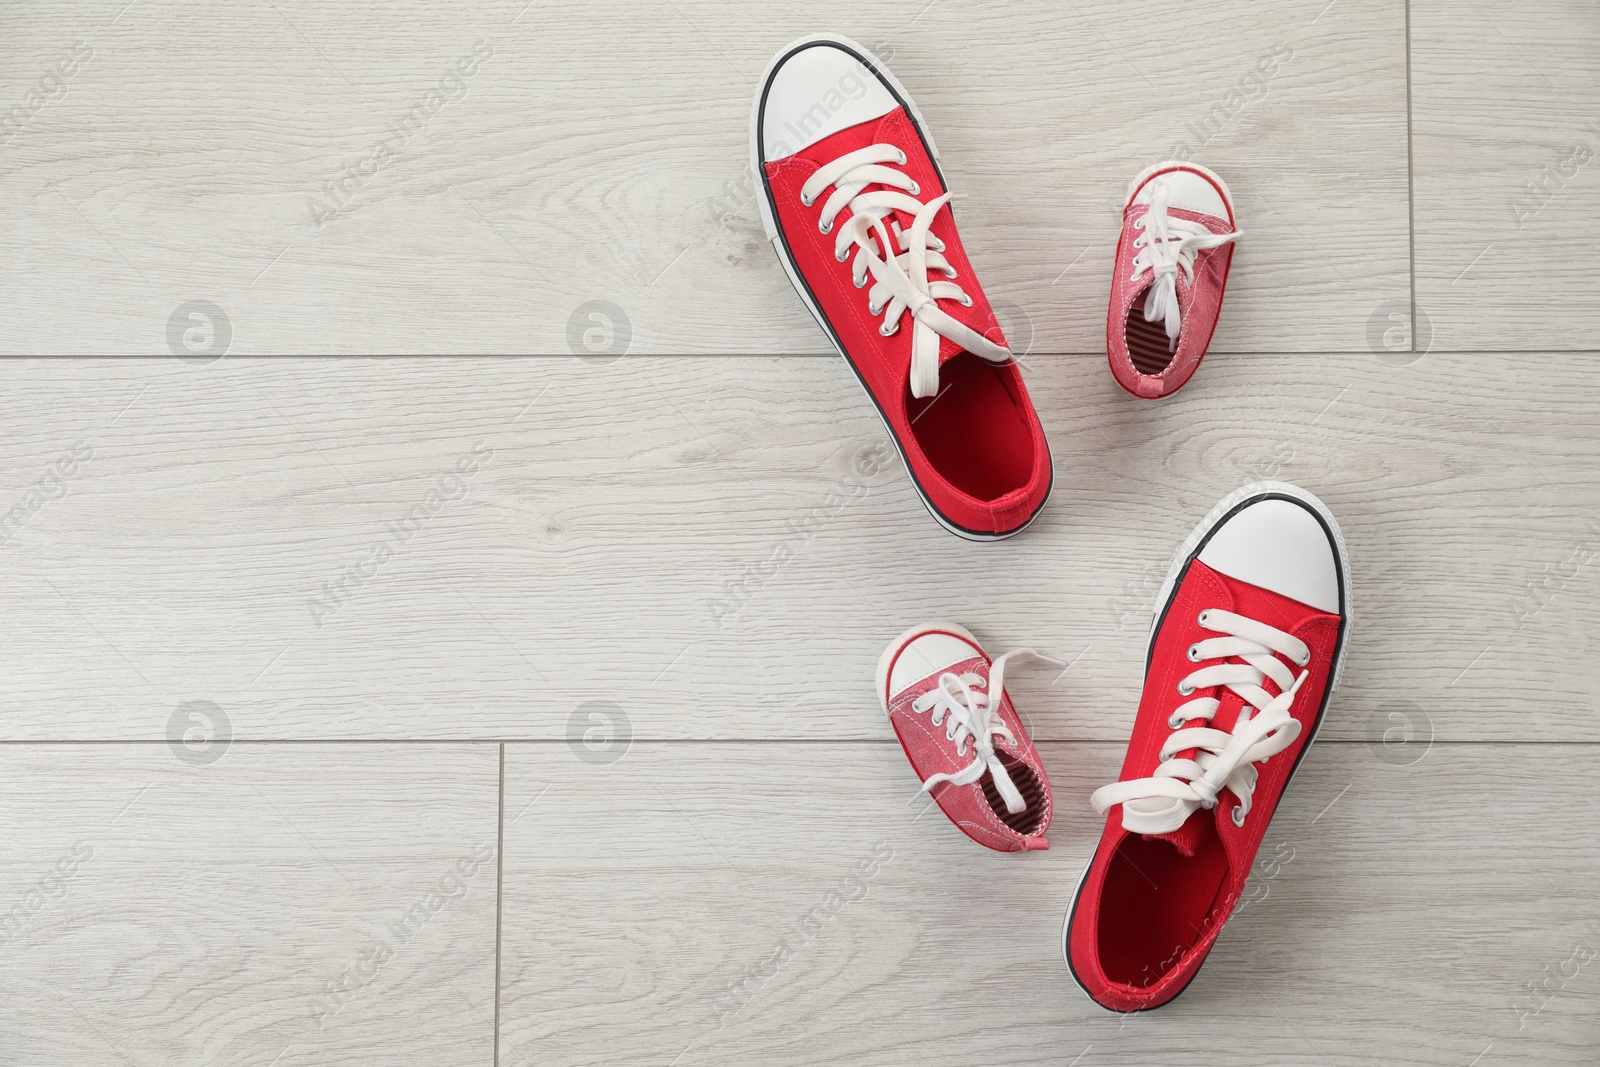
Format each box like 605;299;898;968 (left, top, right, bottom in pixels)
906;353;1032;500
1095;822;1231;987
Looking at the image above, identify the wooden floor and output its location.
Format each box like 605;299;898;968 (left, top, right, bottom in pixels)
2;1;1597;1064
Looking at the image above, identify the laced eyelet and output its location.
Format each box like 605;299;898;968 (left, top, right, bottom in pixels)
1168;714;1183;730
1186;645;1200;662
1231;806;1246;827
1177;681;1194;696
896;150;908;165
1296;651;1311;667
958;294;973;307
1133;238;1145;248
907;180;920;195
835;248;849;263
1197;610;1211;626
879;323;897;337
1134;218;1145;230
819;221;832;235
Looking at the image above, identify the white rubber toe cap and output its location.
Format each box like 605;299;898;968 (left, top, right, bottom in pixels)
1131;163;1231;221
760;40;897;160
1198;498;1341;613
887;631;983;697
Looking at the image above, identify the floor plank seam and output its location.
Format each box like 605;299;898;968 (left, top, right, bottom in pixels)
4;349;1600;359
0;738;1582;746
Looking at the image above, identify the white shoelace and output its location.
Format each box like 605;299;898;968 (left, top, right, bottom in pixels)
1091;609;1308;835
1130;181;1241;352
799;145;1013;399
907;649;1063;813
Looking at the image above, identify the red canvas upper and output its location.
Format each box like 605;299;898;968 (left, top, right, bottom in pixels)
1067;560;1341;1012
881;630;1052;853
763;109;1051;536
1106;167;1238;400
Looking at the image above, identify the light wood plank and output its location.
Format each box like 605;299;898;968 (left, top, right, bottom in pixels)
1412;0;1600;350
0;353;1592;743
0;743;499;1066
498;740;1600;1067
0;0;1406;354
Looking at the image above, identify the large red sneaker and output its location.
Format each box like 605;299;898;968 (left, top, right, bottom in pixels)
752;35;1052;540
1064;481;1351;1011
1106;161;1241;399
876;623;1062;852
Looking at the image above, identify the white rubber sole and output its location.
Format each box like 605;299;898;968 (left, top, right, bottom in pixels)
1060;480;1353;1008
750;35;1049;543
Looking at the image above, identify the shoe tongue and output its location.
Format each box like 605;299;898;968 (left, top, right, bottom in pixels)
1142;815;1210;857
934;309;1007;368
937;335;968;366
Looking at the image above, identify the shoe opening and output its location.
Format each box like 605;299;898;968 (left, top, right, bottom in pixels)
1096;818;1232;987
906;351;1033;500
979;752;1046;836
1124;305;1177;377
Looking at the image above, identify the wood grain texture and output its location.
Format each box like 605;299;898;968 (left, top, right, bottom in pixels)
1411;0;1600;350
0;744;499;1067
498;740;1600;1067
0;353;1592;745
0;3;1593;1064
0;0;1406;354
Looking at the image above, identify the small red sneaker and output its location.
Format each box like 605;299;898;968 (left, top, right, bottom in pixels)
1065;481;1351;1011
877;623;1062;852
753;35;1052;540
1106;161;1241;399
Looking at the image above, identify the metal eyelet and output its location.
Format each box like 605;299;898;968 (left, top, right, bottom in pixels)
880;323;897;337
819;221;832;235
1231;806;1246;827
801;193;815;207
959;294;973;307
1186;645;1201;662
835;248;849;263
897;150;908;165
1198;610;1211;626
1177;681;1194;696
1168;714;1183;730
908;181;920;195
